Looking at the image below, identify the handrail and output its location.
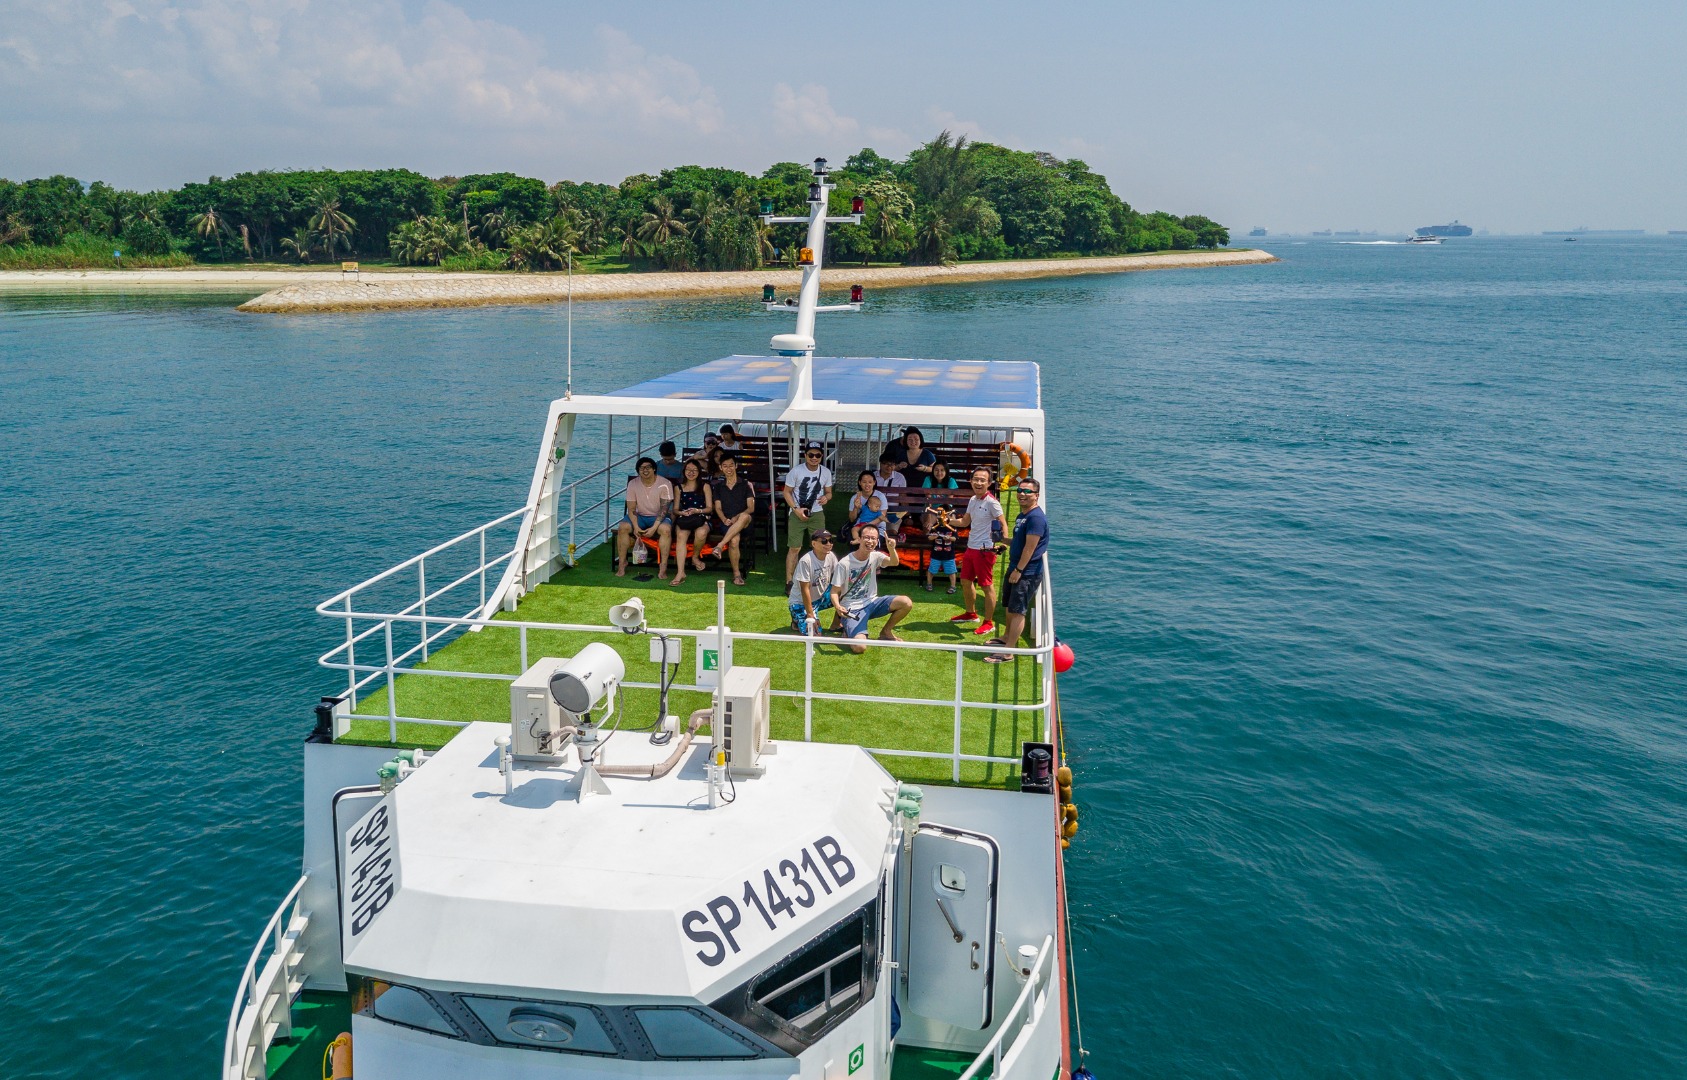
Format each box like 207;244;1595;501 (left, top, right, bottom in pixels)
223;871;310;1080
316;506;527;614
317;509;1057;765
957;933;1055;1080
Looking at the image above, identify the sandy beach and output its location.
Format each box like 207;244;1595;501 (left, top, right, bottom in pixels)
0;249;1276;311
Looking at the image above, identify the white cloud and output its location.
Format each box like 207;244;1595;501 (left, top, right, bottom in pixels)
771;83;859;140
0;0;724;184
926;107;990;144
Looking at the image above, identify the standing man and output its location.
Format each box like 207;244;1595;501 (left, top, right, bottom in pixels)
987;478;1048;663
951;467;1007;636
712;452;756;586
615;457;675;579
788;529;838;635
784;440;834;588
830;529;913;653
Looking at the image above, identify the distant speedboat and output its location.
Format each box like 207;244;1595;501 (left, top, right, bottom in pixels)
1405;235;1442;244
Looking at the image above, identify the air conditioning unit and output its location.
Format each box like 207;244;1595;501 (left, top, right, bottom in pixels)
510;657;572;761
715;665;772;777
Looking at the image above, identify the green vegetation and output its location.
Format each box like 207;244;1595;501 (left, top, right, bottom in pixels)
0;133;1228;272
341;545;1043;789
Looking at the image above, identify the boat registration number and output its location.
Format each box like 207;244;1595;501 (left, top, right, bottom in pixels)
681;835;858;971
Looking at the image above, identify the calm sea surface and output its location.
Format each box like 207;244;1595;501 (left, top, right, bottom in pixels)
2;238;1684;1078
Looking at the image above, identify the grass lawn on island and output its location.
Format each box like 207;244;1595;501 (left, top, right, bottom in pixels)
343;542;1044;789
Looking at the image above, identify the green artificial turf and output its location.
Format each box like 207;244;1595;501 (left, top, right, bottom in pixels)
342;541;1043;788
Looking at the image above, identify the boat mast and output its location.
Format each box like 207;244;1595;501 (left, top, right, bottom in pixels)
762;156;864;407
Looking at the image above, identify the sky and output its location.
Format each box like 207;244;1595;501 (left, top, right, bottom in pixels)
2;0;1684;234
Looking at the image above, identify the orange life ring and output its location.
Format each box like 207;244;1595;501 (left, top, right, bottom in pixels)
997;443;1032;486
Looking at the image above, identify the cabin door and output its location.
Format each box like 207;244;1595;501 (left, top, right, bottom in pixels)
905;824;999;1029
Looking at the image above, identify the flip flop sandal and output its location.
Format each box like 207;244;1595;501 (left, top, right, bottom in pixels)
984;653;1011;664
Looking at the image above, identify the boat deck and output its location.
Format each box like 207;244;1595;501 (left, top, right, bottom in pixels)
339;545;1043;789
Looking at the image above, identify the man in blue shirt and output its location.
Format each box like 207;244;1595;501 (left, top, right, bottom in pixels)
988;478;1048;663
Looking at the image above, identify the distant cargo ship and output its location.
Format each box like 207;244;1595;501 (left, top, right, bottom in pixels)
1416;221;1473;237
1249;227;1267;237
1543;228;1646;236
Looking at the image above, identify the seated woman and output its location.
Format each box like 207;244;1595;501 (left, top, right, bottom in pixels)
670;458;714;585
886;426;937;486
923;460;959;489
689;433;723;478
847;470;888;544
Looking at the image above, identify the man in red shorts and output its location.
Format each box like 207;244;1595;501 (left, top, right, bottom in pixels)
950;467;1007;636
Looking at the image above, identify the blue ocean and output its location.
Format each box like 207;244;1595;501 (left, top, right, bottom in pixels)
2;237;1683;1077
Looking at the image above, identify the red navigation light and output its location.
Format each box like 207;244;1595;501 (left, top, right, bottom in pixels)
850;284;864;304
851;196;864;215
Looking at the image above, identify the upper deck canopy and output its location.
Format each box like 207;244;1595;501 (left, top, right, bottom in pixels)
557;355;1043;428
616;355;1039;410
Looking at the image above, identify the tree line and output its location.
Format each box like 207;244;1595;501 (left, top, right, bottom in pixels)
0;133;1229;271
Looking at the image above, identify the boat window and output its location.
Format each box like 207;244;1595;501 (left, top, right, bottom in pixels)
369;983;463;1039
460;996;620;1055
631;1007;760;1059
740;898;876;1042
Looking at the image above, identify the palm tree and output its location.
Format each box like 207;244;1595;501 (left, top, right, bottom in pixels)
281;227;314;262
125;194;165;230
308;188;356;259
618;220;648;261
912;212;954;266
637;196;688;249
187;206;227;256
478;210;510;249
0;213;31;246
684;192;722;235
861;178;914;264
579;208;609;254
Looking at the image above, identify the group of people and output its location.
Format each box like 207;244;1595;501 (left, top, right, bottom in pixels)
615;431;757;586
616;423;1048;662
783;428;1049;662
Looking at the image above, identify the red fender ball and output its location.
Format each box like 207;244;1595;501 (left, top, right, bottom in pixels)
1053;640;1076;673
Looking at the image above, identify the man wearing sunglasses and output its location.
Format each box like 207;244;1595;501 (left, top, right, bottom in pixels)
988;478;1049;664
783;440;834;587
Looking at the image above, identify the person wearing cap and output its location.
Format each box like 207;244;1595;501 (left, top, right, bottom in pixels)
788;529;839;635
830;528;912;653
784;440;834;587
987;477;1048;663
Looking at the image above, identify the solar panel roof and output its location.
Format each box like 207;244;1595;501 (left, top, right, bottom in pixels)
609;355;1040;412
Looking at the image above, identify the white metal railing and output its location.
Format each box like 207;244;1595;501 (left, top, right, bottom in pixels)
958;933;1056;1080
223;872;311;1080
317;491;1060;779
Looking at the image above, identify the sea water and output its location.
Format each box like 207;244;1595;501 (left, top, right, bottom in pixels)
1;237;1683;1078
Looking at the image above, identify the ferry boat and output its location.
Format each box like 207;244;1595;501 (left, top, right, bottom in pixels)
223;157;1084;1080
1404;235;1442;244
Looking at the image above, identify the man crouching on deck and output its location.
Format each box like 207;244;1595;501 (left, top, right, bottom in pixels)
830;529;913;654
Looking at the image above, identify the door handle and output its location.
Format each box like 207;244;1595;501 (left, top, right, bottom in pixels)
969;941;981;970
934;896;964;943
